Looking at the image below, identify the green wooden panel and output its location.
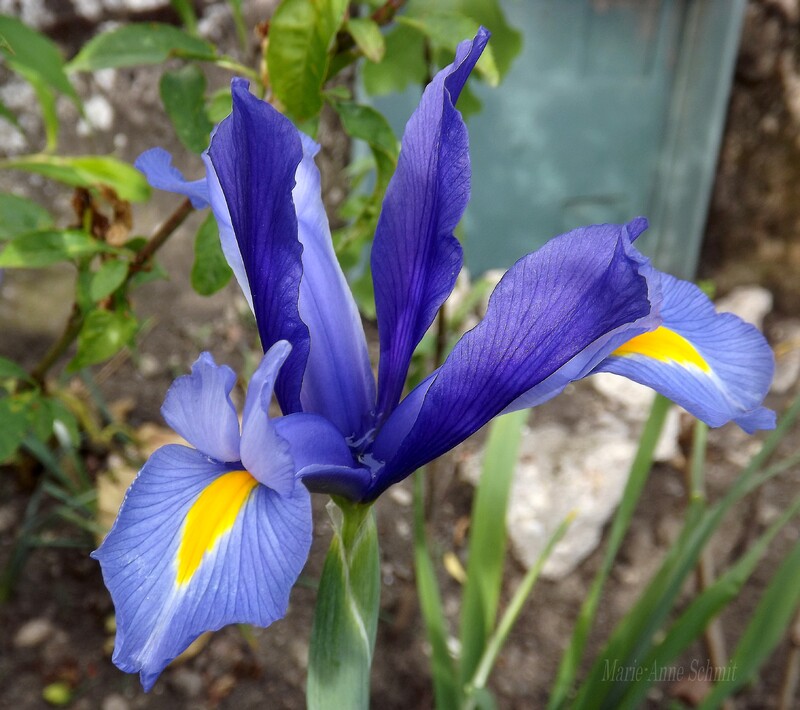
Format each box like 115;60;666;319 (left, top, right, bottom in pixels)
370;0;746;280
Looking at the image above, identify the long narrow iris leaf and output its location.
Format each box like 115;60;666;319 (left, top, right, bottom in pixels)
548;394;672;709
459;409;528;685
413;469;461;710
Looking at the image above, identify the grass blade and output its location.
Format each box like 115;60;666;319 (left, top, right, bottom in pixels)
459;409;528;685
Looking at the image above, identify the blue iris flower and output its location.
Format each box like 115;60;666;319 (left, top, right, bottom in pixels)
96;28;774;689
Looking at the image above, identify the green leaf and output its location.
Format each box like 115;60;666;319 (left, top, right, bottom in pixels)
206;88;232;123
398;13;499;86
170;0;198;34
0;395;29;462
90;260;129;301
191;213;232;295
699;536;800;708
15;65;59;151
228;0;248;49
0;229;115;268
2;154;150;202
308;499;380;710
67;23;215;72
0;15;79;103
69;309;138;371
0;356;32;382
160;65;213;153
346;18;385;63
0;98;19;129
362;24;427;97
266;0;349;122
413;470;461;710
459;409;528;685
0;193;52;240
454;0;522;79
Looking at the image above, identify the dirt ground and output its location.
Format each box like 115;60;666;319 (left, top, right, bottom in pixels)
1;1;800;709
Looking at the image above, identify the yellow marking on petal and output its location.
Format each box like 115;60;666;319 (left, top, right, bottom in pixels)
177;470;258;586
612;326;710;372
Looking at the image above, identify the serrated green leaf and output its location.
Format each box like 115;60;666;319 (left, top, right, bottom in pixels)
67;23;215;72
206;87;232;123
0;395;29;462
398;13;499;86
160;65;213;153
266;0;349;122
0;193;52;240
191;213;231;295
90;260;128;301
346;18;385;63
0;15;79;103
2;154;150;202
0;229;115;267
69;309;138;371
362;24;427;97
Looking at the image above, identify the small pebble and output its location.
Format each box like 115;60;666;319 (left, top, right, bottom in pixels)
169;668;204;698
13;618;54;649
102;693;130;710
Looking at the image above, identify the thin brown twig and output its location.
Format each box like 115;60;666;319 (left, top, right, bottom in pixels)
27;198;194;385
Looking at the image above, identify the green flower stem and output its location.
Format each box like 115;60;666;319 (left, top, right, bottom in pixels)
307;497;380;710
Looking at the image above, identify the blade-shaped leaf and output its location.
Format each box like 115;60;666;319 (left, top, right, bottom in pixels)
67;23;215;71
160;65;213;153
414;470;461;710
2;154;150;202
266;0;349;122
459;409;528;686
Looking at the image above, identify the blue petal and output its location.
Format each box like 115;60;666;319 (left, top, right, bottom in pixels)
201;148;253;312
160;352;241;462
134;148;209;209
293;134;376;439
371;28;490;419
369;221;656;498
240;341;296;495
92;444;311;691
208;79;309;414
593;273;776;432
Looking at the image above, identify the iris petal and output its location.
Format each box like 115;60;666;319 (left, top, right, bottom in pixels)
371;28;490;419
594;273;776;432
239;341;297;495
293;134;376;439
134;147;209;209
92;445;311;691
370;221;656;498
161;352;241;463
208;78;309;414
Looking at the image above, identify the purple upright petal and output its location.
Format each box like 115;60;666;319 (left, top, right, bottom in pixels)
293;134;376;439
369;222;657;498
92;445;311;691
371;28;490;419
160;352;241;462
208;79;309;414
135;148;209;209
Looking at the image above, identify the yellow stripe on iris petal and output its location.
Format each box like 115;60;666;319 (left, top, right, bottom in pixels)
177;470;258;586
612;326;710;372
